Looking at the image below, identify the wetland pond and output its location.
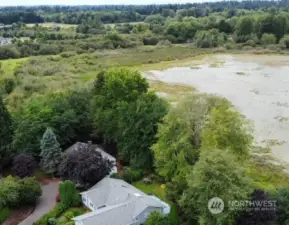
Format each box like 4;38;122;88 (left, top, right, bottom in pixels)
145;54;289;163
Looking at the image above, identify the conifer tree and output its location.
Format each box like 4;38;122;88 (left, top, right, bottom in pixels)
40;128;62;174
0;97;13;153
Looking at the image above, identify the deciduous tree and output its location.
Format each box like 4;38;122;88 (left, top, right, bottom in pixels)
180;149;251;225
59;144;113;187
12;153;38;178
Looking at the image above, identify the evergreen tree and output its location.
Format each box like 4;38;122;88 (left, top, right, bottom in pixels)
0;97;13;154
40;128;62;174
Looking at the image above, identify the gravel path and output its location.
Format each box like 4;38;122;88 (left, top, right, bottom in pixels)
19;182;59;225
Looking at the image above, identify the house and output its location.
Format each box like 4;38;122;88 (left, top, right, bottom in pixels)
0;25;12;30
66;142;117;174
73;178;170;225
0;37;12;46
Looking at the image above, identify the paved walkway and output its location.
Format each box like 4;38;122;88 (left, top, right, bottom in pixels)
19;182;59;225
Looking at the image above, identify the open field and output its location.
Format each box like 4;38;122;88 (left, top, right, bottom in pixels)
26;23;77;29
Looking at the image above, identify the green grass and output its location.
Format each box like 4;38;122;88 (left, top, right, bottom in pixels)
0;58;27;77
134;181;166;200
248;156;289;191
26;23;77;29
149;80;195;96
0;207;11;224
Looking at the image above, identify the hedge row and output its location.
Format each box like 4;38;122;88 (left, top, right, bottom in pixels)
33;203;67;225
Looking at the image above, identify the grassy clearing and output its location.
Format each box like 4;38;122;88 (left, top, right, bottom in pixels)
105;21;145;28
248;156;289;191
0;58;27;77
149;80;195;95
26;23;77;29
134;181;166;200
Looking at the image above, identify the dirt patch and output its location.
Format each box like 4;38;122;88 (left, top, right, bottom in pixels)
3;207;34;225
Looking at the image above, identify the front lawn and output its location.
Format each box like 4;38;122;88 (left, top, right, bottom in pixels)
134;181;166;200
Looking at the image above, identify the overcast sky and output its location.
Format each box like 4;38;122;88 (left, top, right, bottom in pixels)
0;0;205;6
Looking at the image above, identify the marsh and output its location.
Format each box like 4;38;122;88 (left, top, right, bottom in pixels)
145;54;289;163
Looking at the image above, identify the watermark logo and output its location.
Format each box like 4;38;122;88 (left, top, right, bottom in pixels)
208;197;224;214
207;197;277;215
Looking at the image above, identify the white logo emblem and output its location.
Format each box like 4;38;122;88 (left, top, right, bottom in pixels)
208;197;224;214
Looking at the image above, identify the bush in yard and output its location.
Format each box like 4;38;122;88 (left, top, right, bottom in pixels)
145;211;171;225
0;207;11;224
122;167;144;184
19;177;42;205
0;176;21;207
0;176;41;207
59;180;81;208
12;153;38;178
40;128;62;175
33;203;67;225
48;217;57;225
64;211;74;220
110;173;122;179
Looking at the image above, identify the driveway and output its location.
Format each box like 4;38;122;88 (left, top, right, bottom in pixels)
19;182;59;225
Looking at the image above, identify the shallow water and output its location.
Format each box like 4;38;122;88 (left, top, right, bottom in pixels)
145;54;289;162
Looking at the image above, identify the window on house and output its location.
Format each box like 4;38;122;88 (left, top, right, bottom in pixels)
82;197;86;202
90;202;94;208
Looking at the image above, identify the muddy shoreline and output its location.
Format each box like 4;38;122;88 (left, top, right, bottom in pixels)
145;54;289;163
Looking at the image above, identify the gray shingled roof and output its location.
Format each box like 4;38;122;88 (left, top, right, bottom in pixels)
74;178;167;225
66;142;116;162
74;201;136;225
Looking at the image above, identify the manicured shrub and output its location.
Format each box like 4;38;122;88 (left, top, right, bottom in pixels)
122;167;144;184
59;180;81;208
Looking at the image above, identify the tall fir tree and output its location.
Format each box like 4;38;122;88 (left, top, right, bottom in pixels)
0;96;13;154
40;128;62;174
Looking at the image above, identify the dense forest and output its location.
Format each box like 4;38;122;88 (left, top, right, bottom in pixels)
1;1;289;225
1;1;289;60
